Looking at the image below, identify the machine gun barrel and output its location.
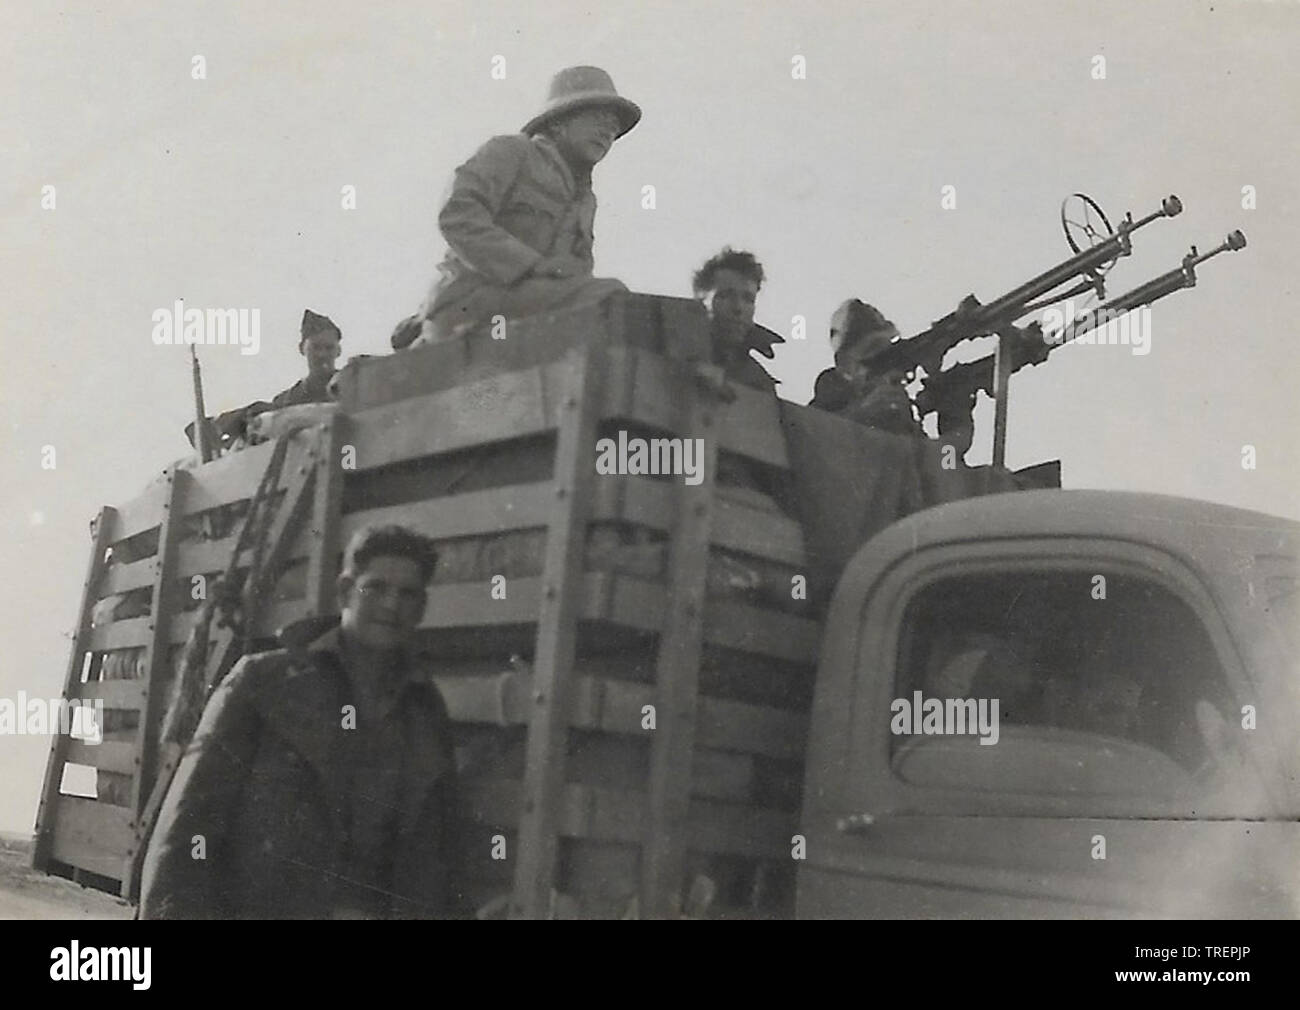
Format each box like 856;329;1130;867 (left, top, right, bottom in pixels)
917;229;1247;417
1055;230;1246;345
869;195;1183;378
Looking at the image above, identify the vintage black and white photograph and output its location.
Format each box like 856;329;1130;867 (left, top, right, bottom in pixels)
2;0;1297;946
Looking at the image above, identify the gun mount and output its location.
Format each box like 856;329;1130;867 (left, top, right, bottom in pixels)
867;194;1184;382
875;194;1246;465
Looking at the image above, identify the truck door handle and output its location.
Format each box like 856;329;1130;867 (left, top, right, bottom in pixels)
836;813;877;834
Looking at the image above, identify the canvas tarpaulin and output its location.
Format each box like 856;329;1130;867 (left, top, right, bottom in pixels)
779;403;1022;604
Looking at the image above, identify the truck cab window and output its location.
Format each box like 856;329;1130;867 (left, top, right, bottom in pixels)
895;571;1234;773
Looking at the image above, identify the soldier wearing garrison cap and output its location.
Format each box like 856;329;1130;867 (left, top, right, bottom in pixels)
208;309;342;449
270;309;342;409
397;66;639;348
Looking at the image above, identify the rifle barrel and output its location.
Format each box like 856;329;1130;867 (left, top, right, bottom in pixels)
191;346;212;463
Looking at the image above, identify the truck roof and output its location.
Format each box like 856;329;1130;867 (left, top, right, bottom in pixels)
851;489;1300;618
882;488;1299;560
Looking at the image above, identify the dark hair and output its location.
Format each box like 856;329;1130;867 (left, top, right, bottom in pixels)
343;525;439;584
692;247;765;297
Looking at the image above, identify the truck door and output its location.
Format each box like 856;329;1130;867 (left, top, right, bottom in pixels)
797;539;1300;918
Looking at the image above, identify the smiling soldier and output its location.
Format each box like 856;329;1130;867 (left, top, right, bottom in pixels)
397;65;640;347
140;525;465;919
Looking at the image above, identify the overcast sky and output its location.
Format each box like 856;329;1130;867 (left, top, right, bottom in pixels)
1;0;1297;833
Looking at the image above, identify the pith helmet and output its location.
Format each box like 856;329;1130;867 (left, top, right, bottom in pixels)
522;65;641;139
829;299;900;360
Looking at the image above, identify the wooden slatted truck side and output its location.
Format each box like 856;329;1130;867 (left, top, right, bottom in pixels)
32;294;1300;918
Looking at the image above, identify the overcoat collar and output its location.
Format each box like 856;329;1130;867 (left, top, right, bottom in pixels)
250;625;452;838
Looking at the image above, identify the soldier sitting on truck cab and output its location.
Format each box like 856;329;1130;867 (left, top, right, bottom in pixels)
810;300;921;437
692;247;783;393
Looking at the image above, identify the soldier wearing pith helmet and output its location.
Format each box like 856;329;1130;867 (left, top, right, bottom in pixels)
400;65;640;347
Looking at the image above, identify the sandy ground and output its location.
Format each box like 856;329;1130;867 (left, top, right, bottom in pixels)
0;836;133;920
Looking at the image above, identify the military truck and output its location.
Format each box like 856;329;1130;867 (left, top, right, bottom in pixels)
35;198;1290;918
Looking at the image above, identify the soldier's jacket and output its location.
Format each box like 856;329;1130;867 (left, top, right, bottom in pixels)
810;367;921;437
139;626;465;919
424;133;599;330
269;371;334;410
712;324;784;393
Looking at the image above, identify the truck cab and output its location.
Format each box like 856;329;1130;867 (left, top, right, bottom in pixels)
799;490;1300;917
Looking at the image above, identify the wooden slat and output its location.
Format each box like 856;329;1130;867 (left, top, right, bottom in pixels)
88;618;152;652
49;797;134;876
174;535;242;578
435;671;807;761
644;360;721;917
161;483;800;609
172;482;559;585
421;577;547;628
112;483;165;542
598;474;673;529
655;295;713;363
464;781;794;860
467;781;642;842
704;597;821;663
99;556;158;597
161;480;801;609
684;800;797;859
178;440;278;515
351;340;790;476
697;696;807;762
716;382;789;468
713;494;804;566
116;600;307;647
598;575;819;664
77;679;146;711
512;350;606;919
614;347;676;433
399;571;820;663
183;433;324;519
691;750;754;803
341;482;556;543
604;349;788;468
32;506;116;872
339;300;618;411
349;366;559;472
65;740;139;776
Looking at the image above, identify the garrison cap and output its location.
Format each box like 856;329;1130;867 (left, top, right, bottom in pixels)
301;309;342;343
